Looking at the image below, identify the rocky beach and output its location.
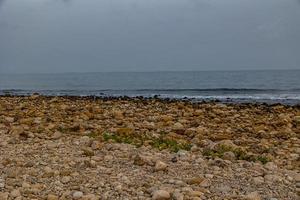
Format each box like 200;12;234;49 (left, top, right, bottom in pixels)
0;95;299;200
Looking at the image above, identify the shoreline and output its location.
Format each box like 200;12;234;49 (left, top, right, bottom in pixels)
0;95;299;199
1;94;300;107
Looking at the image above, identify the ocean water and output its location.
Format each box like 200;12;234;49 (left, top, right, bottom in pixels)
0;70;300;105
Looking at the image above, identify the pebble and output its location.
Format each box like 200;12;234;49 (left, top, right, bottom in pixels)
47;194;59;200
154;161;168;171
52;131;62;139
0;179;5;188
244;191;261;200
223;151;236;161
172;191;184;200
0;192;8;200
73;191;83;199
152;190;171;200
10;189;21;198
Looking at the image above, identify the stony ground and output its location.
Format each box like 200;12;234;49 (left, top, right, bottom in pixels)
0;96;299;200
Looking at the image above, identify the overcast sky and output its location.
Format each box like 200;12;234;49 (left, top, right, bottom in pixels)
0;0;299;73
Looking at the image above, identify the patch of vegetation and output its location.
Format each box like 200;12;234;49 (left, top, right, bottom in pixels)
203;145;270;164
151;137;192;152
88;132;101;138
102;132;192;153
256;155;271;164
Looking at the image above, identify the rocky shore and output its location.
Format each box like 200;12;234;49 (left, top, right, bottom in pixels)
0;95;299;200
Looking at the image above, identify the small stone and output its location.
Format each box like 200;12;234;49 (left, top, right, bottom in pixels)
172;191;184;200
73;191;83;199
264;162;277;171
244;191;261;200
10;189;21;198
293;173;300;182
223;151;236;161
82;147;94;157
43;166;54;177
0;178;4;188
61;176;71;184
91;141;103;150
5;117;14;123
173;122;184;130
0;192;9;200
294;116;300;124
189;191;203;197
47;194;59;200
154;161;168;171
185;177;206;185
152;190;170;200
264;175;282;183
252;176;264;184
82;194;98;200
52;131;62;139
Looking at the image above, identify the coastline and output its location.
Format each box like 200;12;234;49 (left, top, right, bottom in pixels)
0;95;299;199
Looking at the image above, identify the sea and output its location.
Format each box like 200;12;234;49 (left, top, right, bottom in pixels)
1;70;300;105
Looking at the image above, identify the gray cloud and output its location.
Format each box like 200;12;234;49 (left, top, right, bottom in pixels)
0;0;299;73
0;0;5;8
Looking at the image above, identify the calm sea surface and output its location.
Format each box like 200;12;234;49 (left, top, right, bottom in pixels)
0;70;300;104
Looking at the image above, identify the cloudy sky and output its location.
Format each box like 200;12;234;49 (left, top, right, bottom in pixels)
0;0;299;73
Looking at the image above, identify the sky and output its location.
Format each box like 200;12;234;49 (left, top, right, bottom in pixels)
0;0;300;73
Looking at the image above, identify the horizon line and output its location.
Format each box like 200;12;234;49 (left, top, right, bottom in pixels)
1;68;300;75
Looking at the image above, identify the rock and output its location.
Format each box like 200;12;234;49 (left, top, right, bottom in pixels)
189;191;204;197
252;176;264;184
173;122;184;130
133;154;154;166
293;173;300;182
113;110;124;120
47;194;59;200
43;166;54;177
154;161;168;171
294;116;300;124
52;131;62;139
0;192;8;200
91;141;103;150
10;189;21;198
79;136;91;146
185;177;206;185
244;191;261;200
223;151;236;161
82;147;94;157
0;178;4;188
4;117;14;123
61;176;71;184
264;162;277;171
82;194;98;200
216;140;237;149
116;127;134;135
73;191;83;199
172;191;184;200
264;174;282;182
152;190;170;200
